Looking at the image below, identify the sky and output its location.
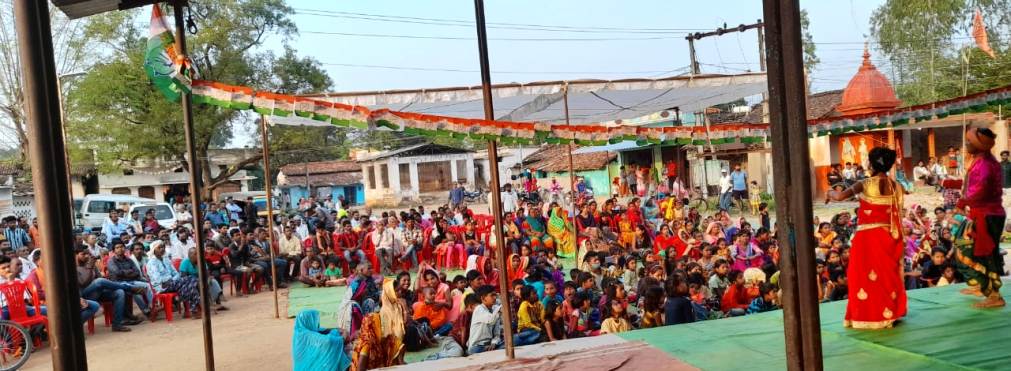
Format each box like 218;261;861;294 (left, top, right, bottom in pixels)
269;0;886;94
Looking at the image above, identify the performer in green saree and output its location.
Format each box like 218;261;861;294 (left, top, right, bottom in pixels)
954;128;1006;309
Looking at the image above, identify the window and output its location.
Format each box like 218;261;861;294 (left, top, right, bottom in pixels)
379;164;389;188
366;166;376;189
87;201;115;213
131;205;174;220
399;163;411;190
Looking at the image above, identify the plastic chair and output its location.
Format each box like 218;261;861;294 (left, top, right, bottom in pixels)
148;282;177;322
219;273;234;296
101;301;114;327
0;281;48;348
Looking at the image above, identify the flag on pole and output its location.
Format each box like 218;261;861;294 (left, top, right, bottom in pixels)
143;4;198;102
972;8;996;59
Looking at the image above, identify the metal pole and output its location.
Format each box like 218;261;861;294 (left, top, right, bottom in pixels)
687;36;700;74
757;20;767;72
172;2;216;370
762;0;823;370
14;2;88;369
260;115;280;318
472;0;515;359
563;85;578;248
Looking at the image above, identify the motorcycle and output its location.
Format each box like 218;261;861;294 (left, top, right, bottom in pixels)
518;191;542;205
463;189;487;203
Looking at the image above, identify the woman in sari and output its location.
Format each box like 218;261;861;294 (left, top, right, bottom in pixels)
654;224;677;256
475;256;500;291
293;309;352;371
522;207;555;252
548;205;576;257
351;279;406;370
507;253;528;283
703;222;724;245
828;147;907;329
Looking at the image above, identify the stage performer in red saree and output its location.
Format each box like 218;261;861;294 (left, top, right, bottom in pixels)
828;147;907;329
955;127;1006;309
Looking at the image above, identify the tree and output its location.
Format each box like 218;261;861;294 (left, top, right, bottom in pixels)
871;0;1011;106
66;1;332;198
0;1;91;162
800;9;820;71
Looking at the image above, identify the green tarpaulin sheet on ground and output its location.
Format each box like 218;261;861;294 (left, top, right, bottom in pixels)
618;282;1011;370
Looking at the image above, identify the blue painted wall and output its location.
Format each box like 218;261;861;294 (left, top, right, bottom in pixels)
544;167;615;196
284;184;365;209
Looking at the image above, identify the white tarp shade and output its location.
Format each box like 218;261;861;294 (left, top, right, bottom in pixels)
299;73;766;125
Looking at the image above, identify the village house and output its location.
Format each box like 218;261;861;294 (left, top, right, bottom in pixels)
277;160;364;209
520;145;618;196
355;142;475;207
93;148;260;202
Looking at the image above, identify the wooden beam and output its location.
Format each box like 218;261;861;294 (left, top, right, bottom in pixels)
761;0;824;369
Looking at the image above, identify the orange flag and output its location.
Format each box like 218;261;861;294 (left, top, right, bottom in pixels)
973;8;996;59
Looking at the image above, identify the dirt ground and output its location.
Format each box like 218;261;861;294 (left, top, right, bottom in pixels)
21;287;294;371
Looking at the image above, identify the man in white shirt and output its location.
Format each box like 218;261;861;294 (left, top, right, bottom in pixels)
718;169;733;211
169;229;195;261
500;184;518;213
841;162;856;184
371;220;397;275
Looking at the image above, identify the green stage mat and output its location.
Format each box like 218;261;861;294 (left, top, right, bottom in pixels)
618;282;1011;370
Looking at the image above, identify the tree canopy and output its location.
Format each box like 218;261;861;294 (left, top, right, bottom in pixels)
66;0;332;196
871;0;1011;106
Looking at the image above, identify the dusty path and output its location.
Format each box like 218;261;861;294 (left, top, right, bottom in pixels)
22;287;294;371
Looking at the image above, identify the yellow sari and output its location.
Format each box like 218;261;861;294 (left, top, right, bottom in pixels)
351;279;405;370
547;206;576;257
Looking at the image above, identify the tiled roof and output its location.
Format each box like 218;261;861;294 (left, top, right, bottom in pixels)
279;160;360;176
524;145;616;172
280;172;363;187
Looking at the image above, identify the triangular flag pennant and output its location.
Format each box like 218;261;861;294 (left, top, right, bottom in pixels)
973;8;996;59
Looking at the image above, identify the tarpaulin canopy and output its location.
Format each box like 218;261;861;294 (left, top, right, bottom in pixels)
302;74;768;125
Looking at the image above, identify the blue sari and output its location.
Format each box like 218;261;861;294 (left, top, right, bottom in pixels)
292;309;351;371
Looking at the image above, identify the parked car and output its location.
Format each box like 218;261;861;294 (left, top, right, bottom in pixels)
79;194;156;231
128;202;178;231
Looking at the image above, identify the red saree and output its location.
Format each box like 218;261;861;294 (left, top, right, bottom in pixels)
845;178;907;330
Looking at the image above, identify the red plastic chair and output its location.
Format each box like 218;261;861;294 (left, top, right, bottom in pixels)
101;301;114;327
219;273;234;296
420;227;434;263
0;281;48;348
148;282;177;322
360;233;379;271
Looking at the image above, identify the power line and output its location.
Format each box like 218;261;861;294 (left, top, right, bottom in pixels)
302;30;678;42
293;8;709;34
319;62;688;76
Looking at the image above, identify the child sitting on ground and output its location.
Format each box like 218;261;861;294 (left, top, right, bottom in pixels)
324;260;347;286
543;299;567;341
414;287;452;336
566;291;594;338
746;283;778;314
307;259;325;285
599;298;632;334
514;286;542;346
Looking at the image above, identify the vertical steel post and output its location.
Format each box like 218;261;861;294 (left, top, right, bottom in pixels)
687;36;700;74
472;0;515;359
172;2;216;370
563;85;578;249
260;115;280;318
762;0;823;370
14;1;88;369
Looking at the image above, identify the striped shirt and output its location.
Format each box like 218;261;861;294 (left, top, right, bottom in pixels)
4;227;31;250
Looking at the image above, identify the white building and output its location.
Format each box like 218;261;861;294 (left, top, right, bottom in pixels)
96;148;259;202
355;143;474;207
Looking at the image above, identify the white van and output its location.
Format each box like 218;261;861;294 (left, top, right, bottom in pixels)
128;202;179;231
79;194;156;231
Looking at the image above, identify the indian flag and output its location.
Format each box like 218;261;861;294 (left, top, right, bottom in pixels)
143;5;197;102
